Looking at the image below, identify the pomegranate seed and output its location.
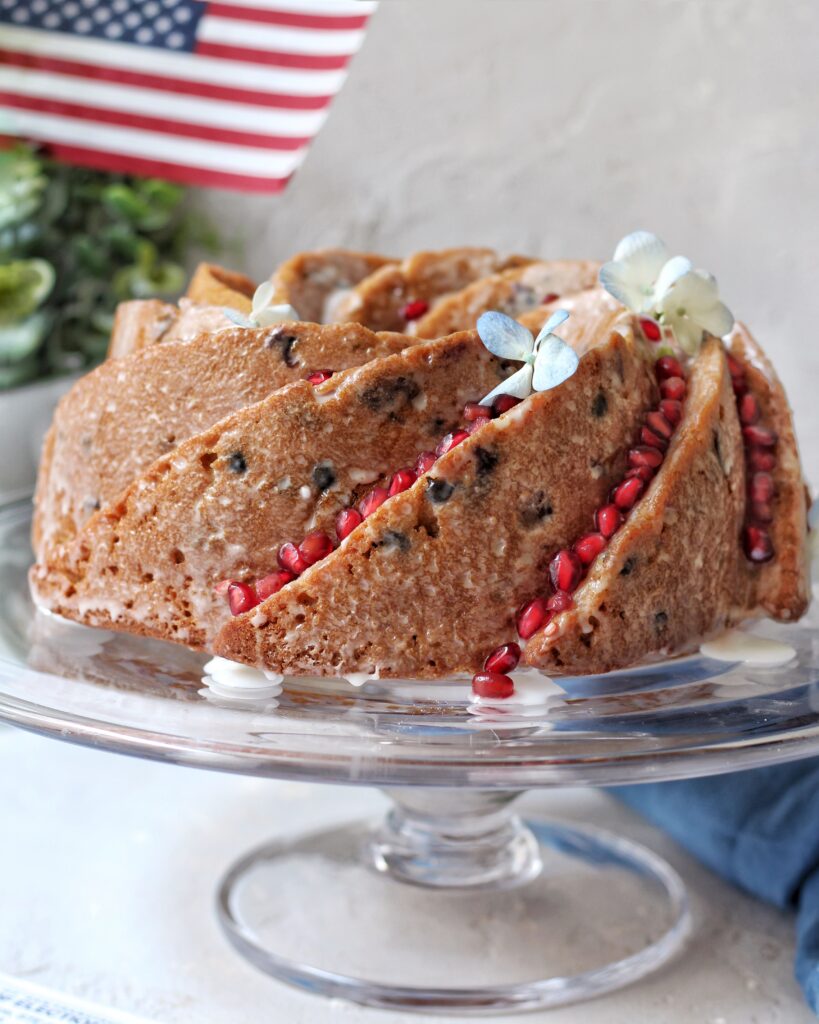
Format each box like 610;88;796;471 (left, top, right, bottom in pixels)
546;591;574;613
731;376;748;397
596;504;623;538
542;292;560;305
750;501;773;524
466;415;491;435
726;353;746;380
359;487;389;518
299;530;335;566
573;532;607;565
739;393;760;425
484;642;521;674
255;570;295;601
472;671;515;699
492;394;522;416
414;451;437;475
743;524;774;563
214;579;233;596
659;399;682;426
306;369;333;386
629;445;664;470
336;507;363;541
743;425;777;449
436;430;469;456
549;549;582;593
388;468;417;496
227;581;259;616
748;449;776;472
749;473;774;506
646;410;674;440
640;426;668;451
464;401;490;422
660;376;686;401
613;476;645;511
278;542;309;575
401;299;429;321
639;317;662;341
516;597;552;640
656;356;684;380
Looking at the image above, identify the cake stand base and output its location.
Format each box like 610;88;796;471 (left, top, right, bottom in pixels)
217;790;691;1015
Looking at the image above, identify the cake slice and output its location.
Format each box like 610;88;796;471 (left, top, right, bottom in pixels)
523;338;750;674
331;248;533;332
412;260;600;338
32;321;412;562
213;318;658;677
269;248;397;322
185;262;255;309
31;331;510;646
727;323;810;620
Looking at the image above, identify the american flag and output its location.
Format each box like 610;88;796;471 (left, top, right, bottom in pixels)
0;0;377;191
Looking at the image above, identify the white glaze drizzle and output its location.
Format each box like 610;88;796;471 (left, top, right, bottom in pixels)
700;629;796;667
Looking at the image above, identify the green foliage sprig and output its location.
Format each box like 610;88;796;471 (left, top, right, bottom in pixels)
0;143;219;389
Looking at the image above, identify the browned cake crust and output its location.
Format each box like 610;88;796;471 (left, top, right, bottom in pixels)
32;321;412;566
31;332;509;646
185;262;255;309
412;260;600;338
213;321;658;677
269;248;397;322
332;248;533;332
523;339;749;674
728;323;810;621
106;298;237;359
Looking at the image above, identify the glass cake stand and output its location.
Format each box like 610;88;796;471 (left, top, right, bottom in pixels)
2;499;819;1015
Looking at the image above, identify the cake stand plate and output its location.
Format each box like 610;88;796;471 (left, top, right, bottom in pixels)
2;499;818;1014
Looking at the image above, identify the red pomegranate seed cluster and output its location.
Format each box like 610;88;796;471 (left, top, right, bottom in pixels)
216;391;526;616
727;353;777;563
472;355;688;700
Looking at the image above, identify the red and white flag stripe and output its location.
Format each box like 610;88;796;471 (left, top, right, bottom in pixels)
0;0;377;192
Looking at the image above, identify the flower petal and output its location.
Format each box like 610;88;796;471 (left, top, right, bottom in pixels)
222;307;253;328
652;256;694;300
598;262;644;312
532;335;580;392
534;308;570;347
477;311;534;361
255;303;299;328
251;280;275;314
612;231;669;281
697;300;734;338
480;364;534;405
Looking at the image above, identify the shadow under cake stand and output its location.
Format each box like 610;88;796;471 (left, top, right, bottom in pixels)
1;499;817;1015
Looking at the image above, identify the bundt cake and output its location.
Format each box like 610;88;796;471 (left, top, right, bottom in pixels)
29;232;811;699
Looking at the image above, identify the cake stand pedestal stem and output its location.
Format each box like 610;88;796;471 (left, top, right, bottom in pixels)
370;788;542;890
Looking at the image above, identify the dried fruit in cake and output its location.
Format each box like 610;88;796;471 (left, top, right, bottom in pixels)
411;260;600;338
30;330;510;646
31;321;414;565
213;317;658;677
268;248;397;323
330;247;533;332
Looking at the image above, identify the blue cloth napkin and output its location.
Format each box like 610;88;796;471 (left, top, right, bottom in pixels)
612;760;819;1013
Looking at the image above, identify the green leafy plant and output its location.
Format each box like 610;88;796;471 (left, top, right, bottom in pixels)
0;143;219;389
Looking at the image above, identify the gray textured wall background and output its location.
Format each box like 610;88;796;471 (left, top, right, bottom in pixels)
195;0;819;477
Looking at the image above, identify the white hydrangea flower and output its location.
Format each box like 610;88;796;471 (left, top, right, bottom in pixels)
477;309;578;405
599;230;734;354
223;280;298;328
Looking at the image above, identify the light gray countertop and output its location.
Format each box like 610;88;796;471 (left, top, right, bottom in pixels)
0;726;811;1024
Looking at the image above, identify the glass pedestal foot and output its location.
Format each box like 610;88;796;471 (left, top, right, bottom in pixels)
216;790;691;1015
